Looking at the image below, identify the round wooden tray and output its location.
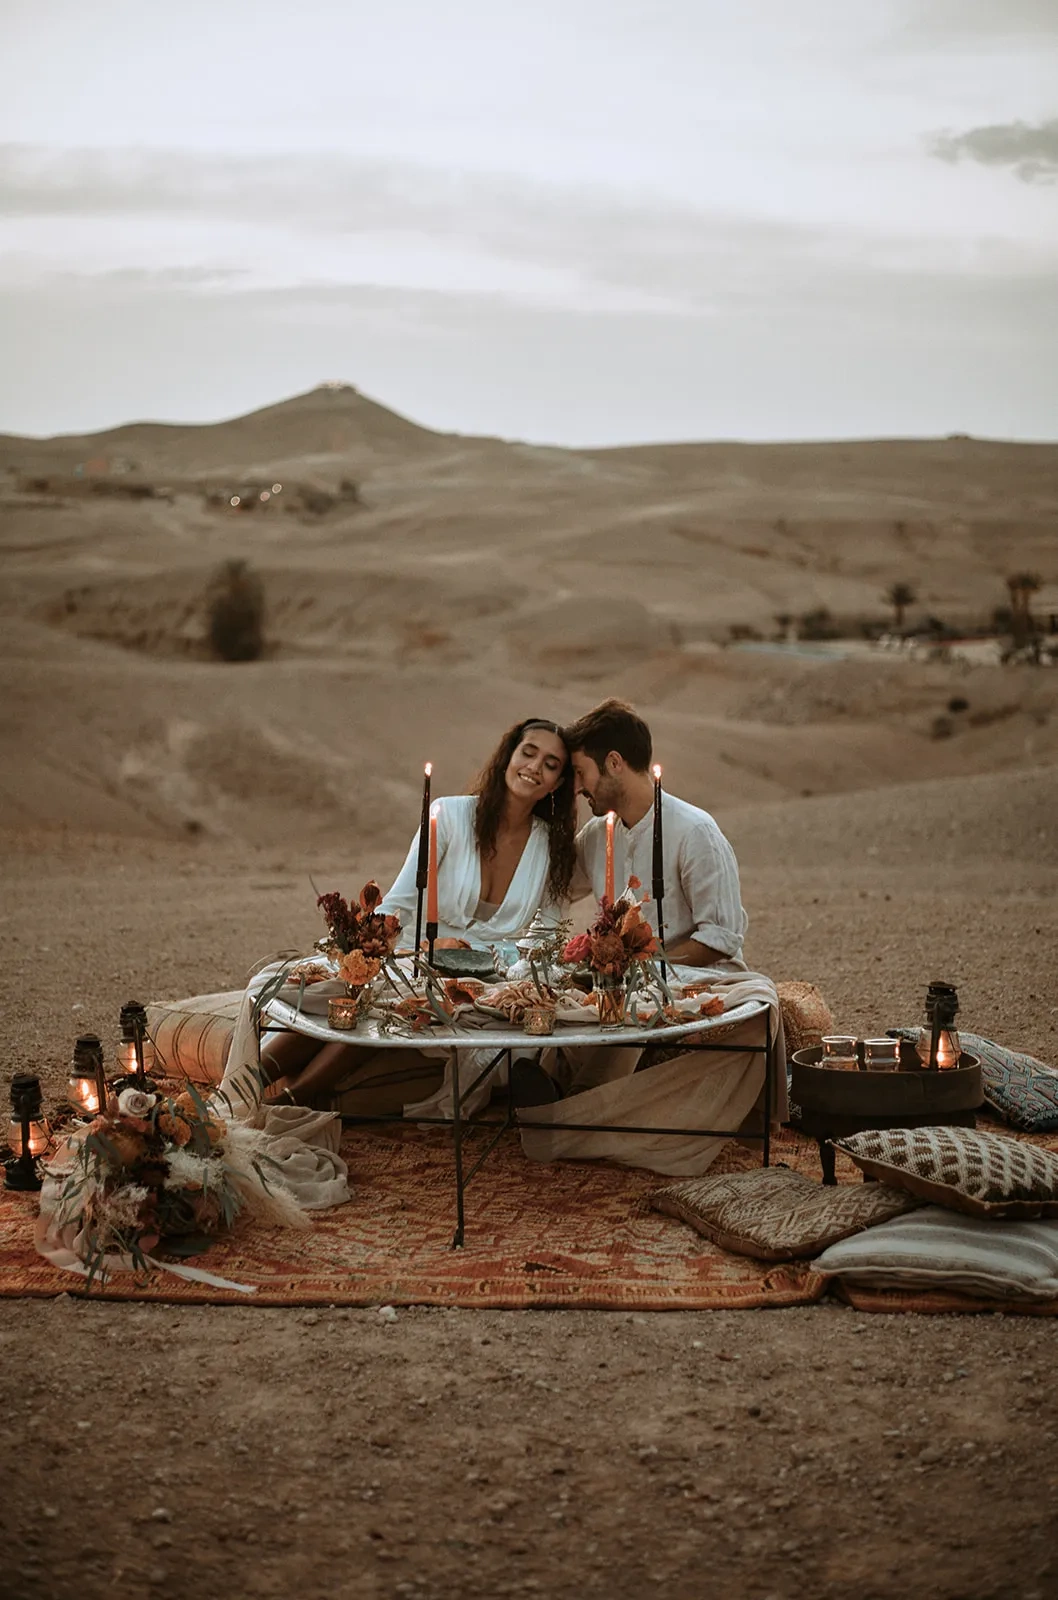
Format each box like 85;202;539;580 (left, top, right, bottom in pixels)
790;1044;982;1118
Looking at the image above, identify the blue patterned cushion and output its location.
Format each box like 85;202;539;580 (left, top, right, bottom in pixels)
891;1028;1058;1134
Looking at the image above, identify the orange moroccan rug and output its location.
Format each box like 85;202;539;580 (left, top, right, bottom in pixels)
0;1124;832;1310
3;1123;1055;1313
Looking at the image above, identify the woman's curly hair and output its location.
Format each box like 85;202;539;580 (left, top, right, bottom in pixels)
472;719;577;904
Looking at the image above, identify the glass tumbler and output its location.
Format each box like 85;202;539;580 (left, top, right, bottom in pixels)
863;1037;901;1072
820;1035;859;1071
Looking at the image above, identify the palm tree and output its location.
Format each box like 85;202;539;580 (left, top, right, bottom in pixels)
884;581;916;632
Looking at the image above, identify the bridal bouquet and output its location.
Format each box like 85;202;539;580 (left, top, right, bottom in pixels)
316;882;402;989
37;1084;303;1288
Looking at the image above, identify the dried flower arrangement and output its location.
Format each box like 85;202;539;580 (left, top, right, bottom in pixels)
37;1082;303;1288
316;882;402;989
562;888;659;980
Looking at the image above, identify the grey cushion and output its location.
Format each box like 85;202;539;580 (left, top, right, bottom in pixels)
814;1207;1058;1300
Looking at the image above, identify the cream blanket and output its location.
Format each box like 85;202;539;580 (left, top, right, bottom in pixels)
519;969;787;1177
215;966;351;1209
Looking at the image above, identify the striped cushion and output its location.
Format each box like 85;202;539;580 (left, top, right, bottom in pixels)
815;1207;1058;1300
836;1125;1058;1219
146;991;242;1085
651;1166;920;1261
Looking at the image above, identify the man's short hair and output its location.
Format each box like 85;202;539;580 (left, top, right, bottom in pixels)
563;699;653;774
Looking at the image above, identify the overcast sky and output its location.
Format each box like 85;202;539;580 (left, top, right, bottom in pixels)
2;0;1056;444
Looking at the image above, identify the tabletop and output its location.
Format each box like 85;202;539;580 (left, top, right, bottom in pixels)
264;992;769;1052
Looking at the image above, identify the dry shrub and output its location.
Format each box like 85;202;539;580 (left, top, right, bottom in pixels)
207;560;265;662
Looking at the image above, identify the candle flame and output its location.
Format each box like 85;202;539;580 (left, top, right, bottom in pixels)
652;764;662;781
424;761;432;777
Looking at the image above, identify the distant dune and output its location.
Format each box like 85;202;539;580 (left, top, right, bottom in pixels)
2;381;1056;844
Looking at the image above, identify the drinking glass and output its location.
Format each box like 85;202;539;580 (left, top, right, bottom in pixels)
820;1035;858;1071
863;1038;900;1072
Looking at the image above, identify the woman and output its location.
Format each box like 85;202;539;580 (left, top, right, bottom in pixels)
263;718;576;1105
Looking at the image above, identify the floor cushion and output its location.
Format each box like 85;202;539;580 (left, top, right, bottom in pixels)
146;990;243;1085
814;1207;1058;1300
777;981;834;1056
891;1027;1058;1133
650;1165;920;1261
835;1125;1058;1219
968;1033;1058;1133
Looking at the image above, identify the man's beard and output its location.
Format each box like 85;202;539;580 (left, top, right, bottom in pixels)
585;778;621;817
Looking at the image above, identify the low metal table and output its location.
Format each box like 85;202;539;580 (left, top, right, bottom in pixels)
265;993;774;1245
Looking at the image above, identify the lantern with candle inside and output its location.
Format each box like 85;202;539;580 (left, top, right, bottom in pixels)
68;1033;108;1117
915;982;962;1071
115;1000;155;1083
4;1074;49;1191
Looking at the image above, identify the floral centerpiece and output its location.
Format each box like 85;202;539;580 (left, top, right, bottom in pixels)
36;1084;305;1288
316;882;402;1020
561;883;660;1026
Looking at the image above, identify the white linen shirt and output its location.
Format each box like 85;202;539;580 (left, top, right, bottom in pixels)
574;792;748;962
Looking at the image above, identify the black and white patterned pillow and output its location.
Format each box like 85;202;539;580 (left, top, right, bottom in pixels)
834;1126;1058;1219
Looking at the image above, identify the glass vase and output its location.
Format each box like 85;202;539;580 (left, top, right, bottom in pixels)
593;974;627;1029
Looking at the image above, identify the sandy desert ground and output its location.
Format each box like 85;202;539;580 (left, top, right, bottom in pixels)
1;384;1057;1599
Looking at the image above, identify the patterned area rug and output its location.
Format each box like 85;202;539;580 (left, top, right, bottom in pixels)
0;1124;834;1309
4;1122;1055;1312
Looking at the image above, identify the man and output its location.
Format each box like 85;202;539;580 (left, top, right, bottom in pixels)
564;698;747;969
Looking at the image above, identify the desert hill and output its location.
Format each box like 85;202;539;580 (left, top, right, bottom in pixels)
2;382;1057;846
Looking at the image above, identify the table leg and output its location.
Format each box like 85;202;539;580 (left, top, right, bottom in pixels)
763;1008;772;1169
451;1049;465;1249
819;1138;837;1186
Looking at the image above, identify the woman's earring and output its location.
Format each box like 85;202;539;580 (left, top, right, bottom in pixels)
549;793;556;817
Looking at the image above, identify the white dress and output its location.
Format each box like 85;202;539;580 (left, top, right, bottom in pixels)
380;793;561;1121
380;794;559;947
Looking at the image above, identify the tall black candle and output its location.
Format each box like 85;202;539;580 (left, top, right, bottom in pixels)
413;762;432;975
652;764;667;980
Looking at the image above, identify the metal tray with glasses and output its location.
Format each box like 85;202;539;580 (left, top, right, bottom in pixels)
789;1043;983;1184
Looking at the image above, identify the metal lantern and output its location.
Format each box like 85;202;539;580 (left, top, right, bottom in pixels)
115;1001;155;1085
69;1033;107;1117
5;1074;49;1191
916;982;962;1071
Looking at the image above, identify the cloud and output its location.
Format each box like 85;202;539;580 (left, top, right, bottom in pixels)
898;0;1058;44
4;140;1050;324
0;142;862;314
929;118;1058;183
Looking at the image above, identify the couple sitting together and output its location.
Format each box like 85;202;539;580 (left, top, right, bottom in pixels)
262;700;780;1175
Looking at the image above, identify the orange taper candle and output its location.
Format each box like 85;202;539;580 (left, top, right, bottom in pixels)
426;805;439;925
604;810;616;903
